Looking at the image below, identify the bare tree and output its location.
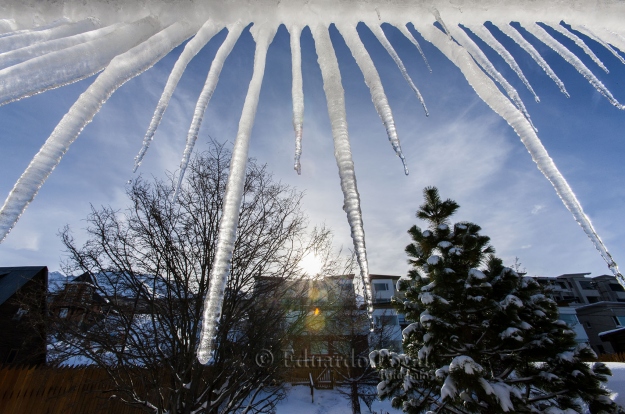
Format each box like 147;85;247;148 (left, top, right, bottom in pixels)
48;142;331;414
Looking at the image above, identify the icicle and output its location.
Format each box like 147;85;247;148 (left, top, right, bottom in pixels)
521;22;624;109
571;24;625;66
337;23;409;175
546;23;609;73
311;23;374;324
0;22;196;243
416;22;624;287
0;16;161;106
0;23;122;71
289;24;304;175
0;18;70;39
368;23;429;117
133;20;224;173
496;23;569;98
430;7;451;38
394;23;432;72
0;19;17;34
467;24;539;102
0;18;100;54
197;24;277;365
596;28;625;53
172;22;244;201
30;18;73;32
449;25;537;131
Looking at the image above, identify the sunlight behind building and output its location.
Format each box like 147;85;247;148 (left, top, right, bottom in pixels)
299;252;324;276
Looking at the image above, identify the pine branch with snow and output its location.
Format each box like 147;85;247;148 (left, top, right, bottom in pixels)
371;187;623;414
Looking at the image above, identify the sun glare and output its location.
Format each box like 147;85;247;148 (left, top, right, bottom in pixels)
299;252;324;276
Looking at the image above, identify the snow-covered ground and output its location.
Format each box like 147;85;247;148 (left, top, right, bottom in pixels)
275;384;398;414
275;363;625;414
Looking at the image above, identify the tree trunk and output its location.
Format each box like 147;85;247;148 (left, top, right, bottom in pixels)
350;381;361;414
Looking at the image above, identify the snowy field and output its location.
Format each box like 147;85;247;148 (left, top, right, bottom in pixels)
275;363;625;414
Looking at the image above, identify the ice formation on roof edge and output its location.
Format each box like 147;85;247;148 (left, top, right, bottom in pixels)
0;0;624;363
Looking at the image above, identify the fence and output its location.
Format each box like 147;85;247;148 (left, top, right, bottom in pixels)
0;363;377;412
0;365;145;414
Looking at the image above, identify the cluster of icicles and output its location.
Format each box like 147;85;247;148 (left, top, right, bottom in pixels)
0;1;624;364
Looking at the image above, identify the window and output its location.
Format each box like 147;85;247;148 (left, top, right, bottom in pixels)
310;341;328;355
12;308;28;321
612;316;625;326
579;281;594;290
559;314;578;327
557;282;568;289
374;283;389;291
610;283;625;292
375;315;398;327
586;296;600;303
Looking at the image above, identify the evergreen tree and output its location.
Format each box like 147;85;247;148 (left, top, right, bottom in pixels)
371;187;622;413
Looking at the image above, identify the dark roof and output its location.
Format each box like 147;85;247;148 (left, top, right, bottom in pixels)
0;266;47;306
575;301;625;312
556;273;591;279
72;272;96;285
599;326;625;339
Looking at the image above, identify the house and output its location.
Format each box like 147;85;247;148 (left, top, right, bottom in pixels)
49;272;109;329
0;266;48;365
575;302;625;354
534;273;625;354
263;274;405;361
535;273;625;305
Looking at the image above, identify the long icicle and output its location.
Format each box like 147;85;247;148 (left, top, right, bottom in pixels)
467;24;539;102
0;16;161;106
172;22;245;201
415;22;624;285
546;22;609;73
134;19;224;172
311;23;374;323
0;18;100;53
0;23;122;71
197;24;277;365
0;22;196;242
368;23;429;117
496;22;570;97
337;23;409;175
395;24;432;72
449;25;537;131
573;25;625;59
570;24;625;65
0;19;17;34
288;24;304;175
521;22;624;109
588;28;625;53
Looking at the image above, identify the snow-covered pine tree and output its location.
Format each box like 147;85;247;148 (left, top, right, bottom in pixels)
370;187;622;414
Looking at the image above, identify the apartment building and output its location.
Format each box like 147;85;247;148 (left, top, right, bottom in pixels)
534;273;625;354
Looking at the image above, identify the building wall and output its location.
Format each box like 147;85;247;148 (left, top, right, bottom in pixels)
575;302;625;355
0;268;47;365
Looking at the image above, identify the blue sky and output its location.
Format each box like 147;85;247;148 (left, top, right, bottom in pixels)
1;21;624;278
